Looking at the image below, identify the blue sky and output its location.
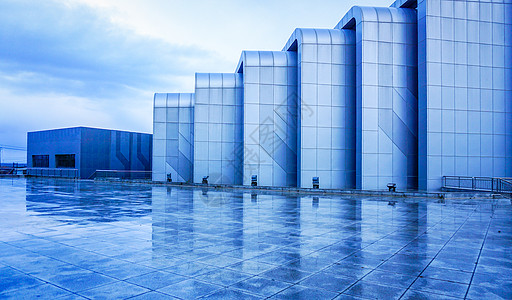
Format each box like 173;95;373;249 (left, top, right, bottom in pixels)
0;0;393;163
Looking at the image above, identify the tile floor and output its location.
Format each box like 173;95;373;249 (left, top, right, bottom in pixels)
0;178;511;299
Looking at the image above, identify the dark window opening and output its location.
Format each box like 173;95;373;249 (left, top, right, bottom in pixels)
32;155;49;168
55;154;75;168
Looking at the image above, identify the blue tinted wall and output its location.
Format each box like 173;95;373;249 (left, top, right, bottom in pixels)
153;93;194;183
283;29;357;189
420;0;511;190
392;0;512;190
337;7;419;190
28;127;152;179
28;127;81;171
194;73;244;185
237;51;298;187
153;0;512;191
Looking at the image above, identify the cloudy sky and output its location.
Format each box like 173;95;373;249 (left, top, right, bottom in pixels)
0;0;393;163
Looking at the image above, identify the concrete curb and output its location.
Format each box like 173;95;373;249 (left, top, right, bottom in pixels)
12;176;496;199
106;179;494;199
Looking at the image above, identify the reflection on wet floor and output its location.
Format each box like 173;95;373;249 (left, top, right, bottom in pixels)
0;178;511;299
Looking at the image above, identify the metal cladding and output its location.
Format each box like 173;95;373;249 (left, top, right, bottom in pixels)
415;0;512;190
283;29;357;189
336;7;419;190
194;73;244;185
238;51;298;187
153;0;512;191
27;127;152;179
153;93;194;183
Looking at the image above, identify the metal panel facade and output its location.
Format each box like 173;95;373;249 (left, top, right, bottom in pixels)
283;28;357;189
238;51;298;187
152;93;194;183
152;0;512;191
337;7;419;190
416;0;512;190
28;127;152;179
194;73;243;185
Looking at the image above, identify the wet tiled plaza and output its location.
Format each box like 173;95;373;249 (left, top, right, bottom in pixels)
0;178;511;299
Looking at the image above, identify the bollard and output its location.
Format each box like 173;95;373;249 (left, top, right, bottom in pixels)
202;176;209;184
387;183;396;192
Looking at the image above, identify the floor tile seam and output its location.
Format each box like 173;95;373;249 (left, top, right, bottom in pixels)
397;207;480;300
3;240;166;293
4;233;152;270
149;276;227;297
123;291;168;300
57;275;137;295
262;282;337;300
111;273;193;295
293;275;353;294
228;280;291;299
197;275;264;299
76;273;192;296
224;261;280;275
332;211;434;260
332;213;454;298
192;267;237;281
47;247;161;276
419;271;473;285
197;267;257;282
236;248;310;265
332;293;374;300
0;244;72;279
402;288;466;299
0;266;84;299
405;285;467;299
268;241;360;277
463;208;494;300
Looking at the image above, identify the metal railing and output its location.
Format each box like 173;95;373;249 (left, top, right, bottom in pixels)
0;163;26;175
27;168;79;179
89;170;152;180
443;176;512;194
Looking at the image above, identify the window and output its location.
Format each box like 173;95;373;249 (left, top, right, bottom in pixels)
32;155;49;168
55;154;75;168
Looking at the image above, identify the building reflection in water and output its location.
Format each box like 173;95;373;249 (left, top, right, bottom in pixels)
25;178;152;224
24;178;435;282
151;187;246;262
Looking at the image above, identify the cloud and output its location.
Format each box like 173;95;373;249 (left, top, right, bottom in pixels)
0;0;228;160
0;87;154;160
0;0;222;98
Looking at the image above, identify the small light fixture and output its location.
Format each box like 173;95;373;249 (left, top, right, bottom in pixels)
312;177;319;189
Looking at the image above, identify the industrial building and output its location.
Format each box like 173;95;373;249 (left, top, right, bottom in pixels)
27;127;152;179
153;0;512;191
